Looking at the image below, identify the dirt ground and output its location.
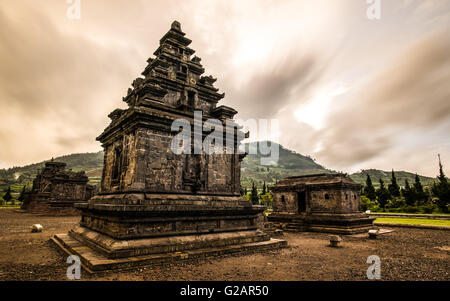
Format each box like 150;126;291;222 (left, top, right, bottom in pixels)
0;209;448;281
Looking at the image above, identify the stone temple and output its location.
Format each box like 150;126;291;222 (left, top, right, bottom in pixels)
268;174;375;234
21;161;94;214
53;21;286;272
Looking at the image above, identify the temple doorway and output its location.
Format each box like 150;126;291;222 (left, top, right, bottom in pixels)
297;191;306;213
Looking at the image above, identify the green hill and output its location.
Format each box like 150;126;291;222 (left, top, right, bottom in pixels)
0;142;436;197
241;141;328;188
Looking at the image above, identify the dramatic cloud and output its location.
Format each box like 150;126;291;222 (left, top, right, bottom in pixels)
0;2;141;166
314;31;450;174
0;0;449;177
227;53;323;119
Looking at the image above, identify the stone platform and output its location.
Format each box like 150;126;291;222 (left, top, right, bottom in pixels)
74;193;267;239
269;213;375;235
52;229;286;273
52;193;287;273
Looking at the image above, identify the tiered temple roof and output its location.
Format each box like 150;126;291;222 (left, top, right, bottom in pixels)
122;21;225;112
99;21;236;144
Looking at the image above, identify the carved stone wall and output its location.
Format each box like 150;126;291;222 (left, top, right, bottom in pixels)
272;192;298;214
100;126;241;195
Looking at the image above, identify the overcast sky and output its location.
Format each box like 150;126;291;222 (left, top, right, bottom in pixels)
0;0;449;177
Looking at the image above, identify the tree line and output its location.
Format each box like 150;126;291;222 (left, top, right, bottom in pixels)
361;156;449;213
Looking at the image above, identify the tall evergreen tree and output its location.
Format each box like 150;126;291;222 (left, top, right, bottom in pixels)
261;181;267;195
376;179;390;211
388;169;400;197
402;179;415;206
437;154;448;184
413;174;424;194
363;174;376;202
413;174;428;205
432;155;450;212
250;182;259;205
2;187;12;203
17;185;27;203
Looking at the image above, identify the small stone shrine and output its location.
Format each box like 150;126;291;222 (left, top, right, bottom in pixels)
53;21;286;272
268;173;375;234
21;161;94;214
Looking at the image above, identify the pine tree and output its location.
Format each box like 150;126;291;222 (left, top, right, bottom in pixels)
414;174;423;194
261;181;267;195
244;187;248;195
18;186;26;203
437;154;448;184
250;182;259;205
376;178;389;211
363;174;376;202
432;155;450;213
413;174;428;206
388;169;400;197
3;187;12;203
402;179;415;206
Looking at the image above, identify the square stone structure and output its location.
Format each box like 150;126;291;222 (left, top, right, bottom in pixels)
53;21;285;272
268;173;375;234
21;161;94;214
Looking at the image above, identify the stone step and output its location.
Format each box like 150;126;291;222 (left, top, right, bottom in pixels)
68;226;272;259
285;223;308;232
51;234;287;273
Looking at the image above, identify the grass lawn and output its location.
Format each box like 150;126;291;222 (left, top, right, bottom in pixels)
375;217;450;227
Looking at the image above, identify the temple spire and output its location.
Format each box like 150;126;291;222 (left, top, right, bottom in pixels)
120;20;225;111
171;20;182;31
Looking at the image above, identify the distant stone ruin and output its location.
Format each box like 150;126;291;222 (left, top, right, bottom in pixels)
21;161;94;214
53;21;286;272
269;173;375;234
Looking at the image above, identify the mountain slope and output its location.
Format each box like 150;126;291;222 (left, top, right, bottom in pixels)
241;141;328;188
